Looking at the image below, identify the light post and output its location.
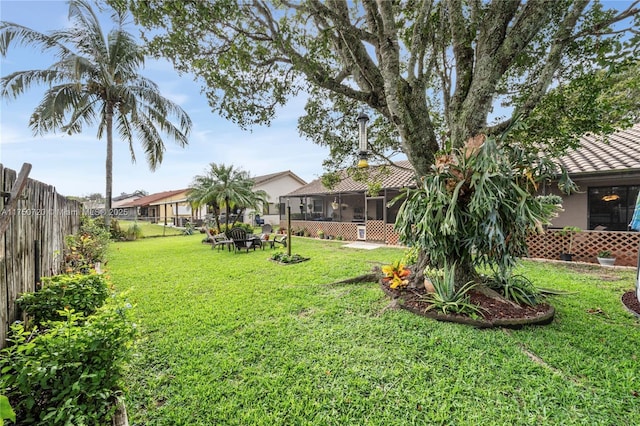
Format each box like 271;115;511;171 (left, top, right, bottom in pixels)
357;111;370;168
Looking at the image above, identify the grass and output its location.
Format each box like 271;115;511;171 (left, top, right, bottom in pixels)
115;219;185;237
107;236;640;425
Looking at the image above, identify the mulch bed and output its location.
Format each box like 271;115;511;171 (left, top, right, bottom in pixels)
269;257;310;265
380;279;555;328
622;291;640;318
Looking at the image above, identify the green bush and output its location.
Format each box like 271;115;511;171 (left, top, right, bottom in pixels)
125;223;144;241
17;274;110;326
1;301;136;425
109;219;127;241
270;252;309;264
220;222;254;236
64;216;111;273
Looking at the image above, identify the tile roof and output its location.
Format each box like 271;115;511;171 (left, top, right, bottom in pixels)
120;189;189;207
286;160;417;196
287;124;640;196
558;123;640;176
252;170;307;186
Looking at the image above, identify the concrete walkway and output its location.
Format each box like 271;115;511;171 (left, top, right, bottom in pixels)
343;241;386;250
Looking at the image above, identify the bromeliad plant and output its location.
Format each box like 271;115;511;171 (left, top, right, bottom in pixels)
485;267;541;306
381;260;411;289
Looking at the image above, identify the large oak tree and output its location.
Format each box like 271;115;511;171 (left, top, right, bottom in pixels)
114;0;639;290
113;0;638;168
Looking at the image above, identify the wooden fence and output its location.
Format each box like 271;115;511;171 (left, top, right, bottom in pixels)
1;164;82;348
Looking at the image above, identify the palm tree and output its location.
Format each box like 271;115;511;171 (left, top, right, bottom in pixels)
188;163;268;233
0;0;192;226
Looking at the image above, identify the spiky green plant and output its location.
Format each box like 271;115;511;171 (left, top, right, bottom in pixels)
423;262;484;316
486;267;541;306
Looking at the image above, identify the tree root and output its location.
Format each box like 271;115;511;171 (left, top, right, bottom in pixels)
325;272;380;286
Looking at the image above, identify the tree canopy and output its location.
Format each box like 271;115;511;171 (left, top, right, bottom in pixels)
113;0;639;175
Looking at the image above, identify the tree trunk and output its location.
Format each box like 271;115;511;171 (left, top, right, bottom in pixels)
452;260;478;290
409;250;430;289
104;105;114;228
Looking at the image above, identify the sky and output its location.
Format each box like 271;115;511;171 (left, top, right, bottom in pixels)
0;0;332;198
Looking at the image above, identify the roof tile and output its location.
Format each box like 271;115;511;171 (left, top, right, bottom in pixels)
558;123;640;175
287;124;640;196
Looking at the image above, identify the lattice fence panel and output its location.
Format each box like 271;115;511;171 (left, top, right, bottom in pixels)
283;221;359;241
365;220;386;242
386;224;400;245
281;220;640;266
527;230;640;266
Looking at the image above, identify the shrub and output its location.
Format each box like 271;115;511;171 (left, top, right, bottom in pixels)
182;222;195;235
1;301;136;425
109;220;127;241
270;252;309;264
125;223;144;241
64;216;111;273
17;274;110;327
221;222;254;236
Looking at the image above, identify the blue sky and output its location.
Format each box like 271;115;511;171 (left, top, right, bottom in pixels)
0;0;331;197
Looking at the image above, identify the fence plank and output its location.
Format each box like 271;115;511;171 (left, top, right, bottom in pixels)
1;164;82;348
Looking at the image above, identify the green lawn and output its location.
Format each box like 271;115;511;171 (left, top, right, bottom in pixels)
115;219;185;237
107;235;639;425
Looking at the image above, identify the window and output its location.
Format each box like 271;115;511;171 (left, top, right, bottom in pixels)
588;185;639;231
313;199;323;213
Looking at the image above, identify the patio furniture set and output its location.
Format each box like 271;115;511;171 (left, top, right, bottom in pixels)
208;226;287;253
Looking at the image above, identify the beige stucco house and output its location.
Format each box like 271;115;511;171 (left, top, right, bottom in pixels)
244;170;307;226
279;124;640;264
120;189;206;226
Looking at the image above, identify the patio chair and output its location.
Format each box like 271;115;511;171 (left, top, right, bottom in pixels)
254;233;272;250
229;227;258;253
202;226;215;244
261;223;273;234
270;234;287;249
212;233;233;251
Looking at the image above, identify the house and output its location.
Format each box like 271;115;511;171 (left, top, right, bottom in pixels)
244;170;307;226
110;191;146;220
83;190;146;219
528;123;640;265
545;123;640;231
280;161;415;243
120;189;206;226
280;124;640;264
